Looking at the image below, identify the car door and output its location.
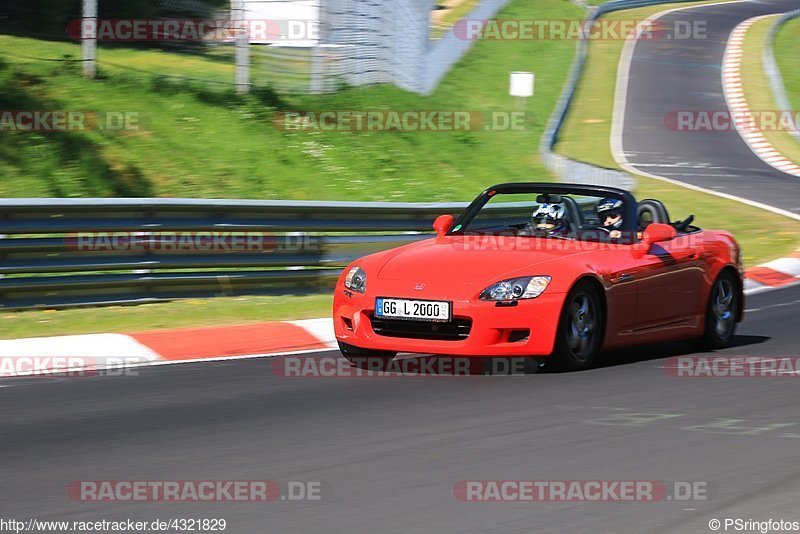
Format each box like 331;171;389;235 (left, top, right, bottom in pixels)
631;234;705;330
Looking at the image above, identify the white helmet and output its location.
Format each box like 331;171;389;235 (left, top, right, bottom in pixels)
532;203;567;229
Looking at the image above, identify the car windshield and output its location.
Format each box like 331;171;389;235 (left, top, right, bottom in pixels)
451;190;630;243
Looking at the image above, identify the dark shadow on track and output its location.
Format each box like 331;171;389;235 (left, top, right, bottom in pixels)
358;334;772;375
589;334;771;371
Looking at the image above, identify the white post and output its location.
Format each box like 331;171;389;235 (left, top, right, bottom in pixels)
509;71;535;122
309;47;323;93
82;0;97;78
232;0;250;94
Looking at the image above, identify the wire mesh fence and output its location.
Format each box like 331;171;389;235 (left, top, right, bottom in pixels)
0;0;512;95
0;0;236;87
0;2;82;66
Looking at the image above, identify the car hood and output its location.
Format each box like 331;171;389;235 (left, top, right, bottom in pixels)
376;235;588;284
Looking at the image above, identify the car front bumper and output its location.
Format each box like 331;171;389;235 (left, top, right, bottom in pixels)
333;286;565;357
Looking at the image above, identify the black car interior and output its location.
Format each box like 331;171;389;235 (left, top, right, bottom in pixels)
464;191;699;239
637;198;698;234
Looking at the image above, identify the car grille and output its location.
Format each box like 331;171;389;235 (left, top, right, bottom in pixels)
369;315;472;341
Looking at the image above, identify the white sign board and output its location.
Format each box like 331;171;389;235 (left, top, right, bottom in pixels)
243;0;320;46
509;71;534;98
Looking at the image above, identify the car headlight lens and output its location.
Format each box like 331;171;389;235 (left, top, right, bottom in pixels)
479;276;551;301
344;266;367;293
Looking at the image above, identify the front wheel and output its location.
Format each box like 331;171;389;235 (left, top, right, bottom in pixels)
696;271;740;350
337;341;397;371
550;282;604;371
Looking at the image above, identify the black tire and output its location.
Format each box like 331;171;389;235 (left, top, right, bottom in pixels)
550;282;604;371
337;341;397;371
696;271;740;350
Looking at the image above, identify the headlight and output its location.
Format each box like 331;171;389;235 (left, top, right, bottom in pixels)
344;266;367;293
479;276;551;301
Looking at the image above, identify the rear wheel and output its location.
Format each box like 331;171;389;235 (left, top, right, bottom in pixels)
337;341;397;371
696;271;740;350
550;282;604;371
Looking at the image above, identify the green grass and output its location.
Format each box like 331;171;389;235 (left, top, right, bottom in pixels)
774;16;800;128
0;0;582;201
431;0;482;38
554;1;800;267
775;16;800;107
0;294;333;339
739;16;800;166
0;36;235;83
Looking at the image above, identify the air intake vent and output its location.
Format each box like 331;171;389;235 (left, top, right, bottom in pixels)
369;316;472;341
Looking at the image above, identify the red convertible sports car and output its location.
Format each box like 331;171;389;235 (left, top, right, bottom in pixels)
333;183;744;371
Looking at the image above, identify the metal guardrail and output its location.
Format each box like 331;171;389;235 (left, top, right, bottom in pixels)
0;198;544;310
539;0;719;190
764;9;800;142
0;199;449;309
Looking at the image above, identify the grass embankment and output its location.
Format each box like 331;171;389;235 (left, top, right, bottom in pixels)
0;0;581;200
739;16;800;166
555;2;800;268
0;295;332;340
774;17;800;108
431;0;482;38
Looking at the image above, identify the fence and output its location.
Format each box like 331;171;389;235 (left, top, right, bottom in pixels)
0;0;513;95
0;0;237;87
250;0;512;94
0;199;460;309
545;153;636;191
245;0;513;94
418;0;512;95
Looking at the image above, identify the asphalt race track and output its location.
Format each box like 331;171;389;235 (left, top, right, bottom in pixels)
619;0;800;214
2;283;800;533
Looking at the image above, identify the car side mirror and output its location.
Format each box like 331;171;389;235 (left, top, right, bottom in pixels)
634;223;676;258
643;223;677;245
433;214;453;237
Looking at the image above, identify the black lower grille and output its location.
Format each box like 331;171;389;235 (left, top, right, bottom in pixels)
369;315;472;341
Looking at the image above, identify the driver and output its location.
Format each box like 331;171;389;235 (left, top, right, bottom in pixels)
596;198;624;239
529;203;569;237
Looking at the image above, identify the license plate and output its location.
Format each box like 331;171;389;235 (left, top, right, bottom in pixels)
375;298;451;322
